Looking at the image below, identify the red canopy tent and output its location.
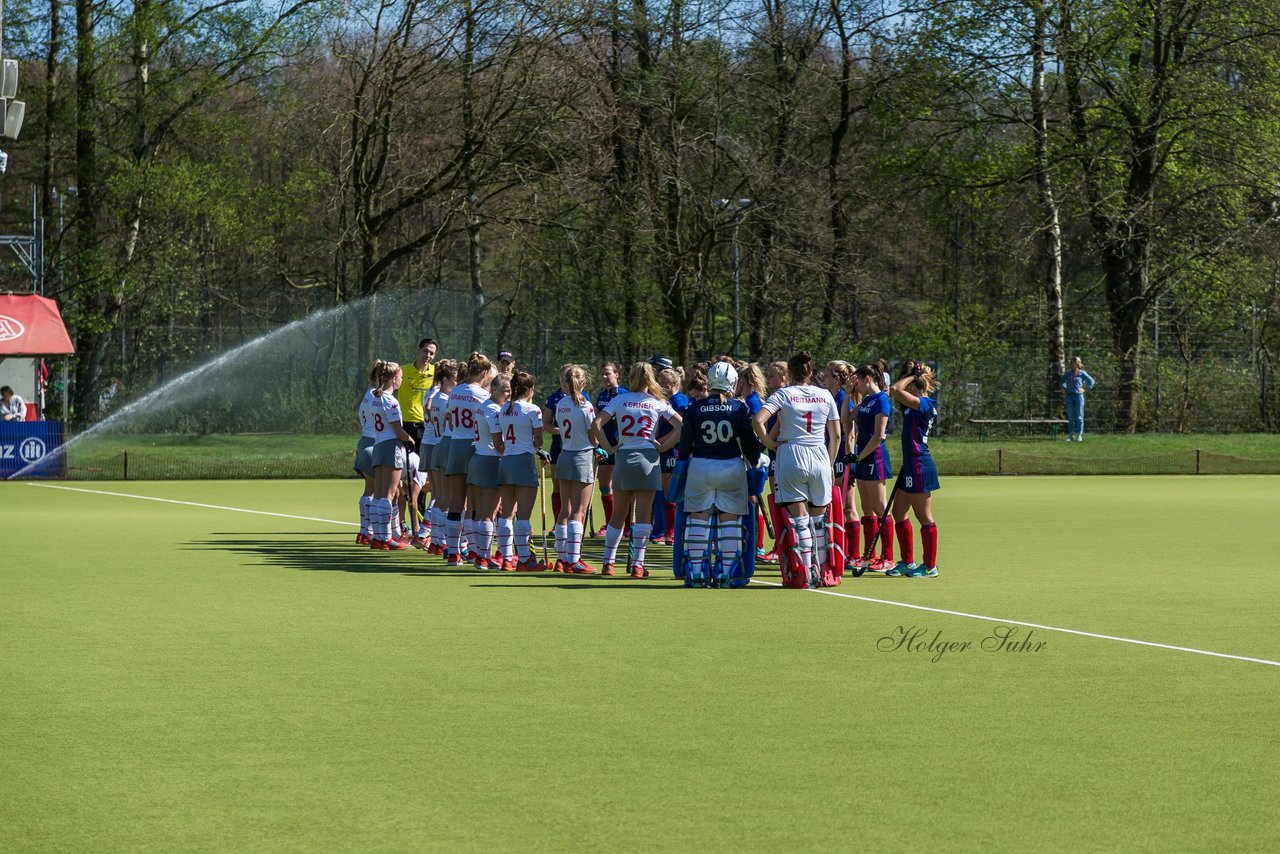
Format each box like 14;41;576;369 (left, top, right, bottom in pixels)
0;294;75;421
0;294;76;356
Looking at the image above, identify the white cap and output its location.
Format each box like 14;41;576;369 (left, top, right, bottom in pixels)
707;361;738;393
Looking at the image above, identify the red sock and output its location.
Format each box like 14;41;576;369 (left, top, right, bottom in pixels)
667;503;677;537
602;492;614;523
879;516;895;562
844;519;861;554
922;523;938;568
552;492;562;520
861;515;878;558
896;518;914;564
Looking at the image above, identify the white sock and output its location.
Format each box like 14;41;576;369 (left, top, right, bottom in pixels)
554;523;567;561
516;520;533;560
794;515;813;571
359;496;373;535
446;517;462;554
477;520;494;558
567;520;584;563
631;523;652;565
496;517;514;558
718;521;741;571
812;513;828;567
379;498;396;540
685;518;709;566
603;525;624;562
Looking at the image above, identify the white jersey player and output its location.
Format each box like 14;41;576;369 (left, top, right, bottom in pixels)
754;351;841;584
591;362;683;578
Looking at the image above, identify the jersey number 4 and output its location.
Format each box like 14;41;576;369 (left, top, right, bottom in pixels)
506;425;517;444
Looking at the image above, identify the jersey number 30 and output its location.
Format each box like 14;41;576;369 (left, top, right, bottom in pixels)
700;419;733;444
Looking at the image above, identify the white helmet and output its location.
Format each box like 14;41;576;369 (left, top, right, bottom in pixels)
707;361;738;393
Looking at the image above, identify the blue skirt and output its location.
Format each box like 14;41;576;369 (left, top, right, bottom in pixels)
901;454;940;494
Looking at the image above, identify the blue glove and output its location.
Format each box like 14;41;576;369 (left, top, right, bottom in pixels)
746;463;767;497
593;446;609;460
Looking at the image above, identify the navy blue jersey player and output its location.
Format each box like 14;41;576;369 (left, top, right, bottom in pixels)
678;361;765;585
887;362;941;577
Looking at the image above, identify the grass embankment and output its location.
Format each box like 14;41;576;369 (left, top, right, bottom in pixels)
59;431;1280;479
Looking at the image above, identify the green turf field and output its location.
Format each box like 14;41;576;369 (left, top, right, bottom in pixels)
3;477;1278;851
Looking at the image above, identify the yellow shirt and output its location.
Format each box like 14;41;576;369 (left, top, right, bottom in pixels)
398;361;435;422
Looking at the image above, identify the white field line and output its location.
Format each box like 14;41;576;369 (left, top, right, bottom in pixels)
750;579;1280;668
27;483;357;527
26;482;1280;668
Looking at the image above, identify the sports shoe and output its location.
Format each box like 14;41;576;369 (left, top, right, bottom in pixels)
629;564;650;579
870;557;896;572
356;533;371;545
516;557;547;572
475;557;495;570
759;550;780;564
553;559;568;573
466;549;480;562
411;538;430;551
906;565;939;578
445;553;464;566
569;561;598;575
428;543;445;556
368;539;390;550
501;558;518;572
593;526;609;538
891;560;918;576
600;562;616;576
386;538;410;551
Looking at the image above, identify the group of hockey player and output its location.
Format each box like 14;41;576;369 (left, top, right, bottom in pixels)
352;343;941;588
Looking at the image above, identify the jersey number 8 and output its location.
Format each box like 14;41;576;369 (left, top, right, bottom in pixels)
700;419;733;444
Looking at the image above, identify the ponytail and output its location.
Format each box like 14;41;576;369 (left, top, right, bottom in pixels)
628;362;665;398
787;351;814;385
507;370;535;416
369;359;399;397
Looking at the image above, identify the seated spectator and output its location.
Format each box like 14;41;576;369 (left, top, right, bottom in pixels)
1;385;27;421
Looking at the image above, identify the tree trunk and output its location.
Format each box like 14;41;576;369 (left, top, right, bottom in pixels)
1030;2;1065;416
462;0;485;353
42;0;62;265
72;0;103;422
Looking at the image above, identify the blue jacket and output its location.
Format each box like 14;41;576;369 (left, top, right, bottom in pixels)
1060;369;1095;395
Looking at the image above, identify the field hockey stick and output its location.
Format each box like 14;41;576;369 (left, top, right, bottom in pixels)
860;466;905;565
401;458;422;545
538;455;550;566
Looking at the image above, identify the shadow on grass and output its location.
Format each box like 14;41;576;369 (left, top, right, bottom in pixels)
186;535;815;589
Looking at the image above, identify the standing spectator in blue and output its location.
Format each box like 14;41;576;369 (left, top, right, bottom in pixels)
1059;356;1096;442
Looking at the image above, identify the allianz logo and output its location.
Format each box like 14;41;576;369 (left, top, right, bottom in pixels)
0;314;27;342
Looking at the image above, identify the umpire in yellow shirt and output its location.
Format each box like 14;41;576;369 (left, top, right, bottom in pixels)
398;338;438;449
